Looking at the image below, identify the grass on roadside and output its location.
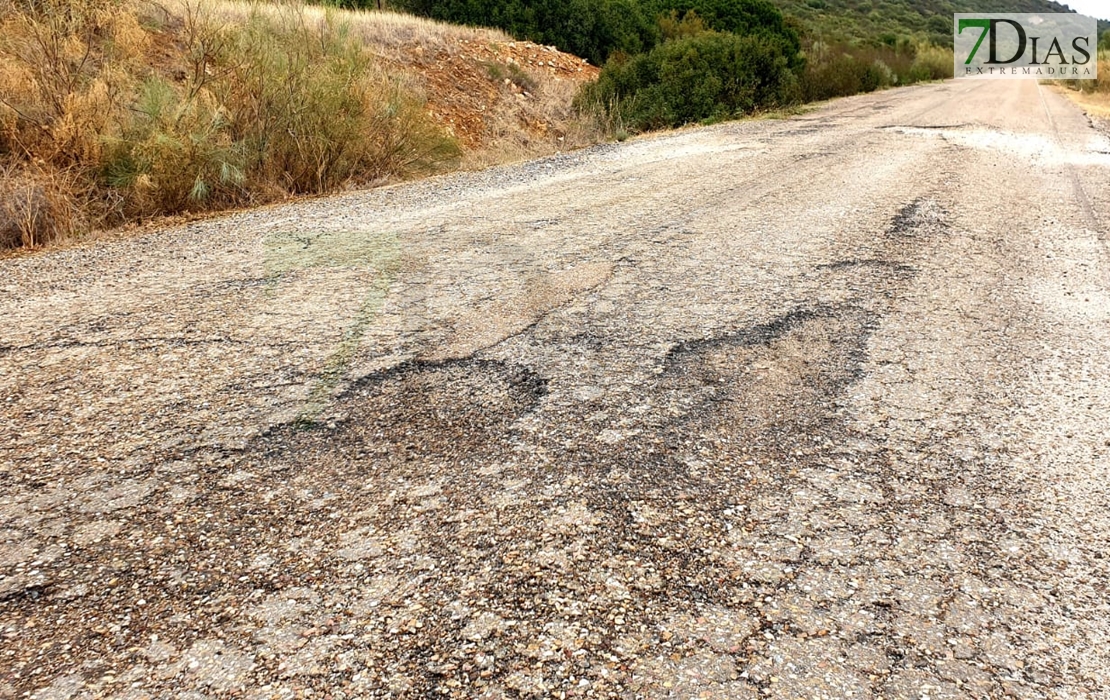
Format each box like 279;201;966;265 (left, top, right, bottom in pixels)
1056;53;1110;118
0;0;460;249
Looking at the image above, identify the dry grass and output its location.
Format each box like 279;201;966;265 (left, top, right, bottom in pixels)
1064;89;1110;118
0;0;601;250
464;76;588;168
1056;53;1110;117
201;1;511;60
0;166;75;248
0;0;460;246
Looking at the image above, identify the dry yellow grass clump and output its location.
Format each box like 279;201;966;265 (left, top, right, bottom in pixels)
1057;53;1110;118
0;0;599;250
211;1;511;58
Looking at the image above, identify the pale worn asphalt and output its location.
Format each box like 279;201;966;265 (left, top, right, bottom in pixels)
2;79;1110;698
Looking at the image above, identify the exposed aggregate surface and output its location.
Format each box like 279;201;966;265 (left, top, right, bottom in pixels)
2;80;1110;698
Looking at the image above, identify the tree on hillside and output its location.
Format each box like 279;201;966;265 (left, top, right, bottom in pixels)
653;0;802;66
389;0;658;64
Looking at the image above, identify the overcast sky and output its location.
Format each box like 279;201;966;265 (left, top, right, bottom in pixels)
1060;0;1109;21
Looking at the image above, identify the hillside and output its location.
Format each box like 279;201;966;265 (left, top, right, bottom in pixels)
0;1;599;249
286;7;601;160
767;0;1091;44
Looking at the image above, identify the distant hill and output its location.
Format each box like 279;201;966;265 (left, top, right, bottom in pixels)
767;0;1105;45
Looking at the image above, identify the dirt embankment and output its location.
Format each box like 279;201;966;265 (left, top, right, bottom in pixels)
335;6;601;161
406;39;599;154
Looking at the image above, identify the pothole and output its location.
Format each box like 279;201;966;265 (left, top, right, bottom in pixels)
887;198;948;239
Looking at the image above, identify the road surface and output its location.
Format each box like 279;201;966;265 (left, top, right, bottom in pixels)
2;79;1110;698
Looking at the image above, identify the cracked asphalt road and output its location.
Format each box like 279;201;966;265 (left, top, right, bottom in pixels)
2;79;1110;698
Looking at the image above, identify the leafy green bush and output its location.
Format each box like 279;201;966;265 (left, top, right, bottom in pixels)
658;9;709;41
580;29;799;130
575;0;956;137
653;0;801;65
389;0;658;65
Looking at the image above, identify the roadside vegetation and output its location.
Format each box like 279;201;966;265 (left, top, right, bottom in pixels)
1057;38;1110;119
387;0;658;66
765;0;1084;47
577;1;953;133
0;0;469;249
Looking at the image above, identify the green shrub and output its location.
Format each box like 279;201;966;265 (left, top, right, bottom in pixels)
653;0;802;69
217;8;456;192
389;0;658;65
580;29;799;131
658;9;708;42
798;41;951;102
654;0;792;39
798;44;873;101
907;44;953;82
100;76;244;213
